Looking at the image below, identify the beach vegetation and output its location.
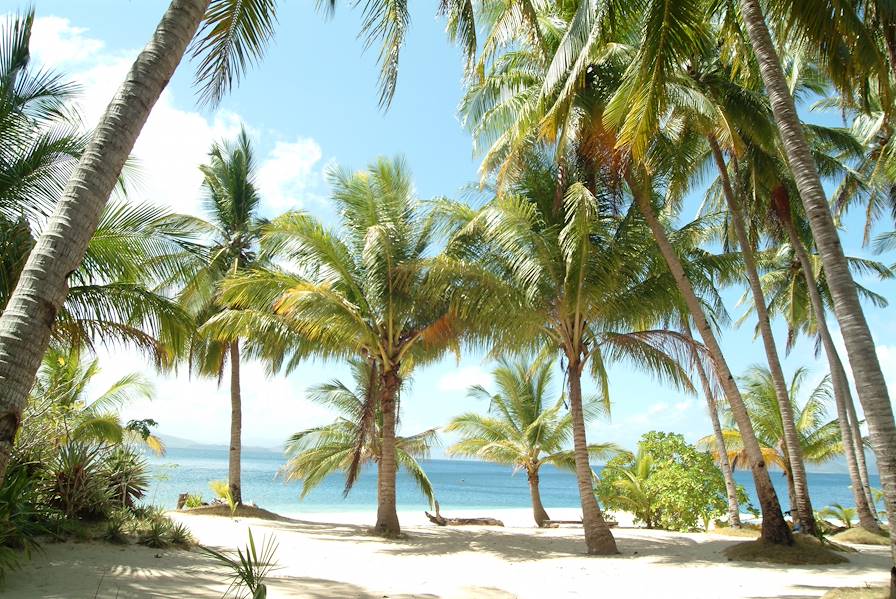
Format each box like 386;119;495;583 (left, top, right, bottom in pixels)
202;528;278;599
596;432;749;532
283;359;439;507
446;356;627;527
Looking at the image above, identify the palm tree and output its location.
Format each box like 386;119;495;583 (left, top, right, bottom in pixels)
442;154;698;554
0;0;212;481
446;357;627;527
174;128;266;507
734;0;896;560
700;366;842;523
457;2;795;544
215;157;461;537
283;359;438;506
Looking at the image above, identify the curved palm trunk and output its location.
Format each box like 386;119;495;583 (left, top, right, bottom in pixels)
229;341;243;506
528;468;550;527
0;0;210;482
709;138;815;534
629;173;792;544
374;367;401;537
738;0;896;572
567;357;617;554
686;324;742;527
779;216;881;533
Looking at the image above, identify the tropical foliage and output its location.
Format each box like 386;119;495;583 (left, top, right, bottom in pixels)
283;359;439;507
447;357;627;526
596;432;750;532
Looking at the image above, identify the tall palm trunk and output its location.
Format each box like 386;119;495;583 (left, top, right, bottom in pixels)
776;208;881;533
528;468;550;527
0;0;210;481
844;376;879;517
374;367;401;537
709;138;815;534
229;340;243;506
738;0;896;572
628;173;792;544
567;355;618;554
685;323;742;527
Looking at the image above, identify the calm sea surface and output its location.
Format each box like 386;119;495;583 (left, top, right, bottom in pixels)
145;447;875;516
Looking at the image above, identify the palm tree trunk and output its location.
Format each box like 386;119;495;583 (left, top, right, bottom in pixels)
374;367;401;537
845;380;879;518
0;0;210;482
684;323;742;527
528;468;551;527
738;0;896;570
628;171;792;544
567;355;617;554
229;340;243;506
709;137;815;534
779;214;882;533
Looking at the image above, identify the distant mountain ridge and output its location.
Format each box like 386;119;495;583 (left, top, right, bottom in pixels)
158;434;282;454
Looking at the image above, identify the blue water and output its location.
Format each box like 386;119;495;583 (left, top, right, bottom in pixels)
145;447;877;516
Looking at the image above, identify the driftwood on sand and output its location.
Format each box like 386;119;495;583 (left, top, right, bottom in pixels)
542;519;618;528
425;502;504;527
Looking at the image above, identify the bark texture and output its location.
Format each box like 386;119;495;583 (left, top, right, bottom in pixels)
528;469;551;527
781;217;881;533
738;0;896;566
629;174;791;544
709;137;815;534
0;0;210;481
374;367;401;537
228;341;243;506
568;357;618;554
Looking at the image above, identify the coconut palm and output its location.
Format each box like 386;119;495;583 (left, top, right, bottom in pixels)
446;357;627;527
460;3;794;544
172;128;267;507
819;504;857;530
213;157;462;537
441;152;698;554
733;0;896;560
0;0;478;482
700;366;842;522
283;359;438;506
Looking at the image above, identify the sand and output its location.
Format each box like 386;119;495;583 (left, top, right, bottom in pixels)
4;508;891;598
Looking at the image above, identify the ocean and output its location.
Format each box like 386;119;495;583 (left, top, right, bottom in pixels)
145;447;875;517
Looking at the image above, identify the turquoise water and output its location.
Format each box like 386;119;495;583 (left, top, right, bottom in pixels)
146;447;876;516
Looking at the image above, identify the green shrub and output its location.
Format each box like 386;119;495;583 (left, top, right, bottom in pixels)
596;431;745;532
138;515;172;548
103;447;149;509
169;521;194;547
184;494;204;508
209;480;237;516
0;462;52;583
103;509;132;544
45;443;111;520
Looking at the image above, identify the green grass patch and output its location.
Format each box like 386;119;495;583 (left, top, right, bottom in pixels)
723;534;848;565
831;528;890;546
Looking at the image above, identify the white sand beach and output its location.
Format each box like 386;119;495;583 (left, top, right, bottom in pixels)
5;508;891;598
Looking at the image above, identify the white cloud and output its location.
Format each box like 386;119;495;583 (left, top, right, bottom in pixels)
673;399;693;412
257;138;325;212
437;366;491;392
29;16;104;66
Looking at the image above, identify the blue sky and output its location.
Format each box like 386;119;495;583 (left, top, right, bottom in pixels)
18;1;896;458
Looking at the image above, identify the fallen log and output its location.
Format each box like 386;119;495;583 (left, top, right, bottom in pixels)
543;519;618;528
425;511;504;526
424;501;504;527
